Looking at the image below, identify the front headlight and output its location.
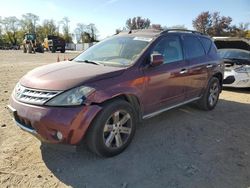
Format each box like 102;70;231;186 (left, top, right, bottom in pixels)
45;86;95;106
234;66;250;73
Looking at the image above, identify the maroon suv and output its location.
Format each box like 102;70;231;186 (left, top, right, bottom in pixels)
8;29;224;157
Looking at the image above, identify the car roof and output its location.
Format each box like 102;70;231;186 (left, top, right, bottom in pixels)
117;29;161;38
117;29;210;39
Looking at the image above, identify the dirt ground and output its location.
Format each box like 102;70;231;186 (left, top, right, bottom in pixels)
0;50;250;188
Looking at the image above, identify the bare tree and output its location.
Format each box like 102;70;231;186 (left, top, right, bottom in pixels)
88;23;98;42
74;23;88;43
193;11;233;36
74;23;98;43
61;17;72;43
126;16;151;30
192;11;211;34
0;16;20;45
209;12;232;36
21;13;39;33
36;19;58;41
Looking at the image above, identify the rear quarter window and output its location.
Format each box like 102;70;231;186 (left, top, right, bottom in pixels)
199;37;218;56
209;42;218;55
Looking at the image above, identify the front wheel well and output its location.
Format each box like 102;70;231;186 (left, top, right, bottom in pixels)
98;94;142;122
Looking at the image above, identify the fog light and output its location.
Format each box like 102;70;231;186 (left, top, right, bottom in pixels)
56;131;63;140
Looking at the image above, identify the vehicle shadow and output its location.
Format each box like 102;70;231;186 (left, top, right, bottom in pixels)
223;87;250;94
41;99;250;188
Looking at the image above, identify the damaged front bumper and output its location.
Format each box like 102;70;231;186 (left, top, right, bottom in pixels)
7;95;102;145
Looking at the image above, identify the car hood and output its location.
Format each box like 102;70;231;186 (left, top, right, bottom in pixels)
20;61;126;90
214;37;250;51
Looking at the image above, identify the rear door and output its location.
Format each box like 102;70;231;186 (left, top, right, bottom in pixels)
142;35;189;115
182;35;208;99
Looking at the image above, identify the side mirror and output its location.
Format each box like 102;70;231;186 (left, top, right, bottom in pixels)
150;54;164;67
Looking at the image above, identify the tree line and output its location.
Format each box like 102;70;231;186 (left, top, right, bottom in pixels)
119;12;249;38
0;13;98;46
192;11;249;37
0;12;249;46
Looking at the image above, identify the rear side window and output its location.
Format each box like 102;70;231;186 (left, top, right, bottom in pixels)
183;36;205;59
209;42;218;55
200;37;212;54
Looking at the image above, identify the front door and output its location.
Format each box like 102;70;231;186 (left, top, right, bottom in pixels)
142;35;189;115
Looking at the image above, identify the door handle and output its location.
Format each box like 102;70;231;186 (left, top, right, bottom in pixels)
206;64;213;68
179;69;188;74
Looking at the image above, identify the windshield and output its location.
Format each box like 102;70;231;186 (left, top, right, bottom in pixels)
74;36;151;67
218;49;250;60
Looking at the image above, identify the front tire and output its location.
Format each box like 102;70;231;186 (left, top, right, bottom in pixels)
86;100;136;157
197;77;221;110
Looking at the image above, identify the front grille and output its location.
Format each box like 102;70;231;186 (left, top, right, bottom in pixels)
14;84;60;105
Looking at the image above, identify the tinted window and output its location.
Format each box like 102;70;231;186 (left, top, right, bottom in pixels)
183;36;205;59
151;36;183;64
200;37;212;54
210;42;218;55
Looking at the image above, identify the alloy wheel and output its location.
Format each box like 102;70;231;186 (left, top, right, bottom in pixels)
103;110;132;149
208;82;219;106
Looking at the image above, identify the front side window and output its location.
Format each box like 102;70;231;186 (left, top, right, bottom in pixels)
183;36;205;59
151;36;183;64
74;36;151;67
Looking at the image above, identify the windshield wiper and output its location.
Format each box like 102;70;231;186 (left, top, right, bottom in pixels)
75;60;102;65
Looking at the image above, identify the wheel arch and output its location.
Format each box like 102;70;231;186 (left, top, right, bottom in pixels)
213;72;223;91
98;94;143;122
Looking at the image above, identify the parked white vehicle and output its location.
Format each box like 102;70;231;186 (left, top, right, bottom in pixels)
214;38;250;88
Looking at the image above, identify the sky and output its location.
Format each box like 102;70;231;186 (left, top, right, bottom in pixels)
1;0;249;39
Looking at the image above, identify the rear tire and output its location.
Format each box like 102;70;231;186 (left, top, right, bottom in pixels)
197;77;220;110
86;100;136;157
51;46;56;53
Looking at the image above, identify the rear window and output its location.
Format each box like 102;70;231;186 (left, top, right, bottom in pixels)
183;36;205;59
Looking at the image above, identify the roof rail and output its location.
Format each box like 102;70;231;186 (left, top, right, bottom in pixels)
161;29;205;35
